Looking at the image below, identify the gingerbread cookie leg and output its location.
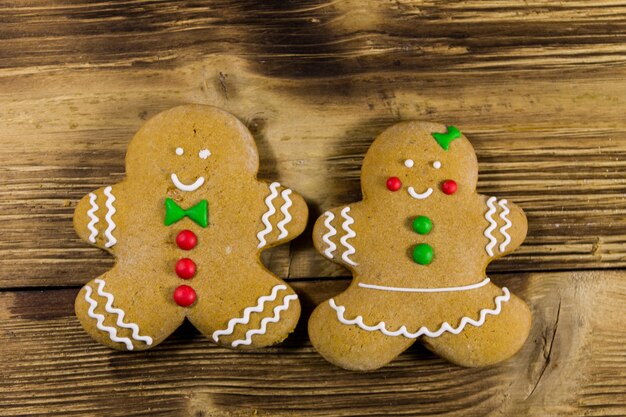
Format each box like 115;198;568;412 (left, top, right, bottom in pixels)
308;296;415;371
420;284;532;367
75;267;185;351
187;267;300;349
311;204;416;370
414;195;530;366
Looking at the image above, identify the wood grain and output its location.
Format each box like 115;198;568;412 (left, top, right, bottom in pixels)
1;1;626;287
1;2;626;416
1;271;625;417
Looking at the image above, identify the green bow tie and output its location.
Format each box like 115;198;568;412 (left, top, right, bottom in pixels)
164;198;208;228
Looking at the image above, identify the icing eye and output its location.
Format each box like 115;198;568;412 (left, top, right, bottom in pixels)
404;159;414;168
433;161;442;169
175;147;184;156
199;149;211;159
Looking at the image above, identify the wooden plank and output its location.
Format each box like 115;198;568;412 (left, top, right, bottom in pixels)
1;0;626;288
1;1;626;76
1;270;625;416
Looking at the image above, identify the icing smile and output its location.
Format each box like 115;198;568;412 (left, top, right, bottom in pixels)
171;173;205;192
407;186;433;200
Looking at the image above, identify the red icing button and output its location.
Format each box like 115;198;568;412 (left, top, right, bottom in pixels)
386;177;402;191
176;230;197;250
175;258;196;279
441;179;458;195
173;285;196;307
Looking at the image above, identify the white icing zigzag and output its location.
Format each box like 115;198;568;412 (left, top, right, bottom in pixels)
329;287;511;339
103;186;117;248
231;294;298;347
498;199;512;253
84;285;134;350
212;284;288;343
257;182;280;249
276;189;293;240
94;279;153;346
483;196;498;256
322;211;337;259
339;207;358;266
87;193;99;243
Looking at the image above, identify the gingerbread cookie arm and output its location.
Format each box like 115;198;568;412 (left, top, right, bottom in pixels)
312;204;360;269
479;195;527;259
73;184;124;252
255;181;308;249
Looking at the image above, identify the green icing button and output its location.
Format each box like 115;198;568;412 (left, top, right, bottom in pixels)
412;216;432;235
412;243;434;265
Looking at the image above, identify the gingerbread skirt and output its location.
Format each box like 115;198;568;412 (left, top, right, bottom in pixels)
328;280;510;339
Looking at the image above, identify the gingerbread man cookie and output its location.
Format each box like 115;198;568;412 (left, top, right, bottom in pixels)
73;105;307;351
309;122;531;370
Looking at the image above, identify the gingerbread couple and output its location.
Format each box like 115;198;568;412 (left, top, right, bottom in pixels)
309;122;531;370
73;106;530;370
73;105;308;351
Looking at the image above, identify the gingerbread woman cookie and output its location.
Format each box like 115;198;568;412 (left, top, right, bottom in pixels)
309;122;531;370
73;105;307;351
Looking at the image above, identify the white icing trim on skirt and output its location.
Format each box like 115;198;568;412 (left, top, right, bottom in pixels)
328;287;510;339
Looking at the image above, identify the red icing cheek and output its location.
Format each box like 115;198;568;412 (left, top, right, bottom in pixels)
386;177;402;191
441;179;458;195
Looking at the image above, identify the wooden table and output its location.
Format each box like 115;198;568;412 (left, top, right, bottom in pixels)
1;1;626;415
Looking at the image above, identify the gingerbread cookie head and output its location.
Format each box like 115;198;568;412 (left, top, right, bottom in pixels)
125;105;260;192
309;122;531;370
73;105;308;351
361;122;478;203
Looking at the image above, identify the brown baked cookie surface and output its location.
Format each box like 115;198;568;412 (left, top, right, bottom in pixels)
309;122;531;370
73;105;307;351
